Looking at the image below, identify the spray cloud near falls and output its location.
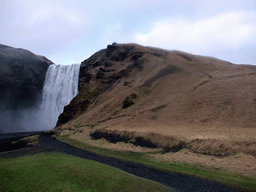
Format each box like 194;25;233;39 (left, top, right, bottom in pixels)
0;64;81;133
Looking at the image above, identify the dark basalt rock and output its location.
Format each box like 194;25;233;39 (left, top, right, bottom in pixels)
0;44;53;110
0;44;53;132
122;93;137;109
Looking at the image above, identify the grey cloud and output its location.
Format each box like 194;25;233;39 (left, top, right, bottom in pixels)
1;0;255;64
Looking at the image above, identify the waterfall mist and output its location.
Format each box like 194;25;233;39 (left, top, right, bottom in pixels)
0;64;81;133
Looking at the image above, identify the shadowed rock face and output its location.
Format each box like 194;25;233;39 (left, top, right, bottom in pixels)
56;43;256;134
0;44;53;110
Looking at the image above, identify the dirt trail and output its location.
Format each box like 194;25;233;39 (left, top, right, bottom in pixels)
0;133;240;192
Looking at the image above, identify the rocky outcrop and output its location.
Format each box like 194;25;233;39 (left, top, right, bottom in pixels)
0;44;53;110
57;43;167;126
0;44;53;133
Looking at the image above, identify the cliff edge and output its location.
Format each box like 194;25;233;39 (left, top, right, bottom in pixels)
0;44;53;132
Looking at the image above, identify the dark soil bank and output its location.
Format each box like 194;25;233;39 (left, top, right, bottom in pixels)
0;132;240;192
0;131;42;152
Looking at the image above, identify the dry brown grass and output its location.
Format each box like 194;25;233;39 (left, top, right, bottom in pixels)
55;43;256;179
187;139;256;157
58;44;256;138
89;129;256;157
58;128;256;179
149;150;256;179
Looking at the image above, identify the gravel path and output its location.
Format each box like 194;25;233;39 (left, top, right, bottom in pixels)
0;132;240;192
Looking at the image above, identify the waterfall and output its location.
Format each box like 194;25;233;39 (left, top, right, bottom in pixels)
40;63;81;130
0;63;80;133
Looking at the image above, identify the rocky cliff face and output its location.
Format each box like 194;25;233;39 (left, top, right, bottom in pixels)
0;44;53;110
0;44;53;133
56;43;256;140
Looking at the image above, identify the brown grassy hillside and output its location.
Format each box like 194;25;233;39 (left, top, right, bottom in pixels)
55;43;256;141
54;43;256;178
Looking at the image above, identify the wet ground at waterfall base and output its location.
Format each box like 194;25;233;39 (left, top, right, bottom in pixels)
0;132;241;192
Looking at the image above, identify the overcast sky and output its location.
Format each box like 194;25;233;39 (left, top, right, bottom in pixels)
1;0;255;65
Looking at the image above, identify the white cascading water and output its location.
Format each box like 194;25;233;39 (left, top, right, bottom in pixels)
40;63;81;130
0;63;80;133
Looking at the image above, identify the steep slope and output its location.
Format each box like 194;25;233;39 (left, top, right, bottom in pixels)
0;44;53;109
55;43;256;141
0;44;53;132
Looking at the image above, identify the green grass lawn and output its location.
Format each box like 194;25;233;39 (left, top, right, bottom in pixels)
0;152;173;192
57;135;256;192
